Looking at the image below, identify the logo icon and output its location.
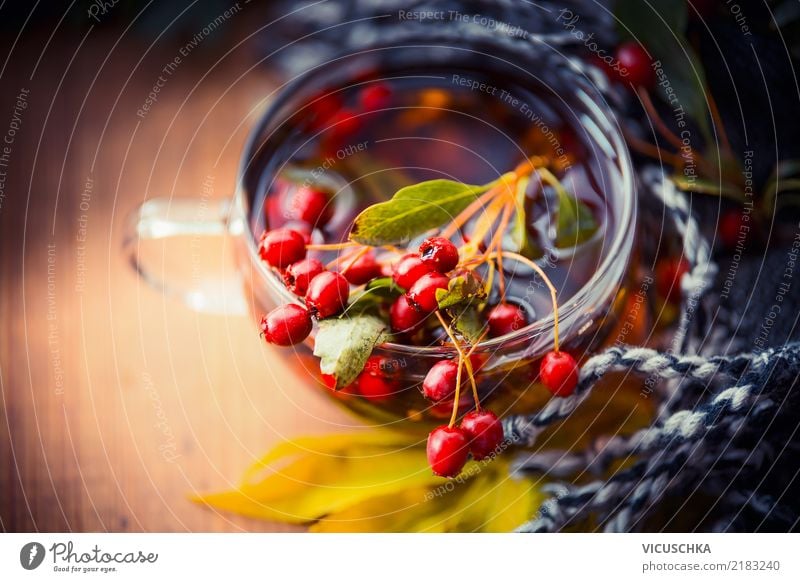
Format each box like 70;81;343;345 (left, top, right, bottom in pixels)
20;542;45;570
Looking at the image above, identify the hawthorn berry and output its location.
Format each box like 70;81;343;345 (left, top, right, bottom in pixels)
341;252;381;285
427;425;470;477
422;359;460;401
359;83;392;112
258;228;307;269
261;304;312;346
430;393;473;420
655;256;689;304
487;303;528;337
307;92;343;130
392;254;432;290
419;236;459;273
287;186;331;228
356;373;398;402
615;42;655;89
283;258;324;296
390;295;426;334
322;109;361;154
540;351;579;397
719;209;745;249
460;410;504;460
407;272;450;313
305;271;350;318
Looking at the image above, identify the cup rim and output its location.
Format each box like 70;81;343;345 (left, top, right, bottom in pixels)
235;41;636;355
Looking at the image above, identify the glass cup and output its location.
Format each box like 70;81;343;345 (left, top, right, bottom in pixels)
125;36;636;431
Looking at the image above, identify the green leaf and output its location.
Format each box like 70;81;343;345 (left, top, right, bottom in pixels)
615;0;712;141
435;274;487;310
345;277;401;315
313;315;389;389
448;306;486;343
540;169;597;248
510;177;540;259
349;179;494;245
670;175;744;202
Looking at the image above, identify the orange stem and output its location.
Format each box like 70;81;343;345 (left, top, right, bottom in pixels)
487;251;561;352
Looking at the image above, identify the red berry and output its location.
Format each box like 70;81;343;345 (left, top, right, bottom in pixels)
426;426;470;478
655;256;690;304
419;236;459;273
258;228;307;269
615;42;655;89
719;209;745;249
430;393;473;419
392;254;432;290
407;272;450;313
307;92;343;130
322;109;361;154
422;360;460;401
283;258;324;296
460;410;504;460
356;373;397;402
282;221;313;245
359;83;393;112
540;351;579;397
341;252;381;285
305;271;350;318
287;186;331;228
390;295;426;334
487;303;528;338
260;304;312;346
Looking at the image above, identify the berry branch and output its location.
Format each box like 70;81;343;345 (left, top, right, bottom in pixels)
257;151;588;477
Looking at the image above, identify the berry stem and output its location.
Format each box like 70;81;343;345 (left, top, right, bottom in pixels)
439;183;503;240
334;245;370;274
435;311;473;427
637;87;685;152
306;241;359;251
487;201;514;299
463;330;488;411
623;129;690;169
487;250;561;352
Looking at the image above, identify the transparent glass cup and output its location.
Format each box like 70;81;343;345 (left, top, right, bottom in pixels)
125;38;636;431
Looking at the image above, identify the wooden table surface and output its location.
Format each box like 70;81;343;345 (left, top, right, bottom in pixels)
0;27;359;532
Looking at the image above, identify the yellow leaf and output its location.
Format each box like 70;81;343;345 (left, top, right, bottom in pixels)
194;431;440;524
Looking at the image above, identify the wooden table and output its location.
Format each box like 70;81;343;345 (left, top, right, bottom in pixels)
0;28;357;532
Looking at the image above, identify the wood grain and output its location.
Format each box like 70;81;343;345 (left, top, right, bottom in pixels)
0;30;357;532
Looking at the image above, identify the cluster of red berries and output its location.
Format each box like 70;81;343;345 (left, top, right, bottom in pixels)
389;237;530;339
422;348;579;477
258;195;581;478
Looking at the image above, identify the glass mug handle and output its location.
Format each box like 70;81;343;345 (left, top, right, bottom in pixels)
123;197;248;316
